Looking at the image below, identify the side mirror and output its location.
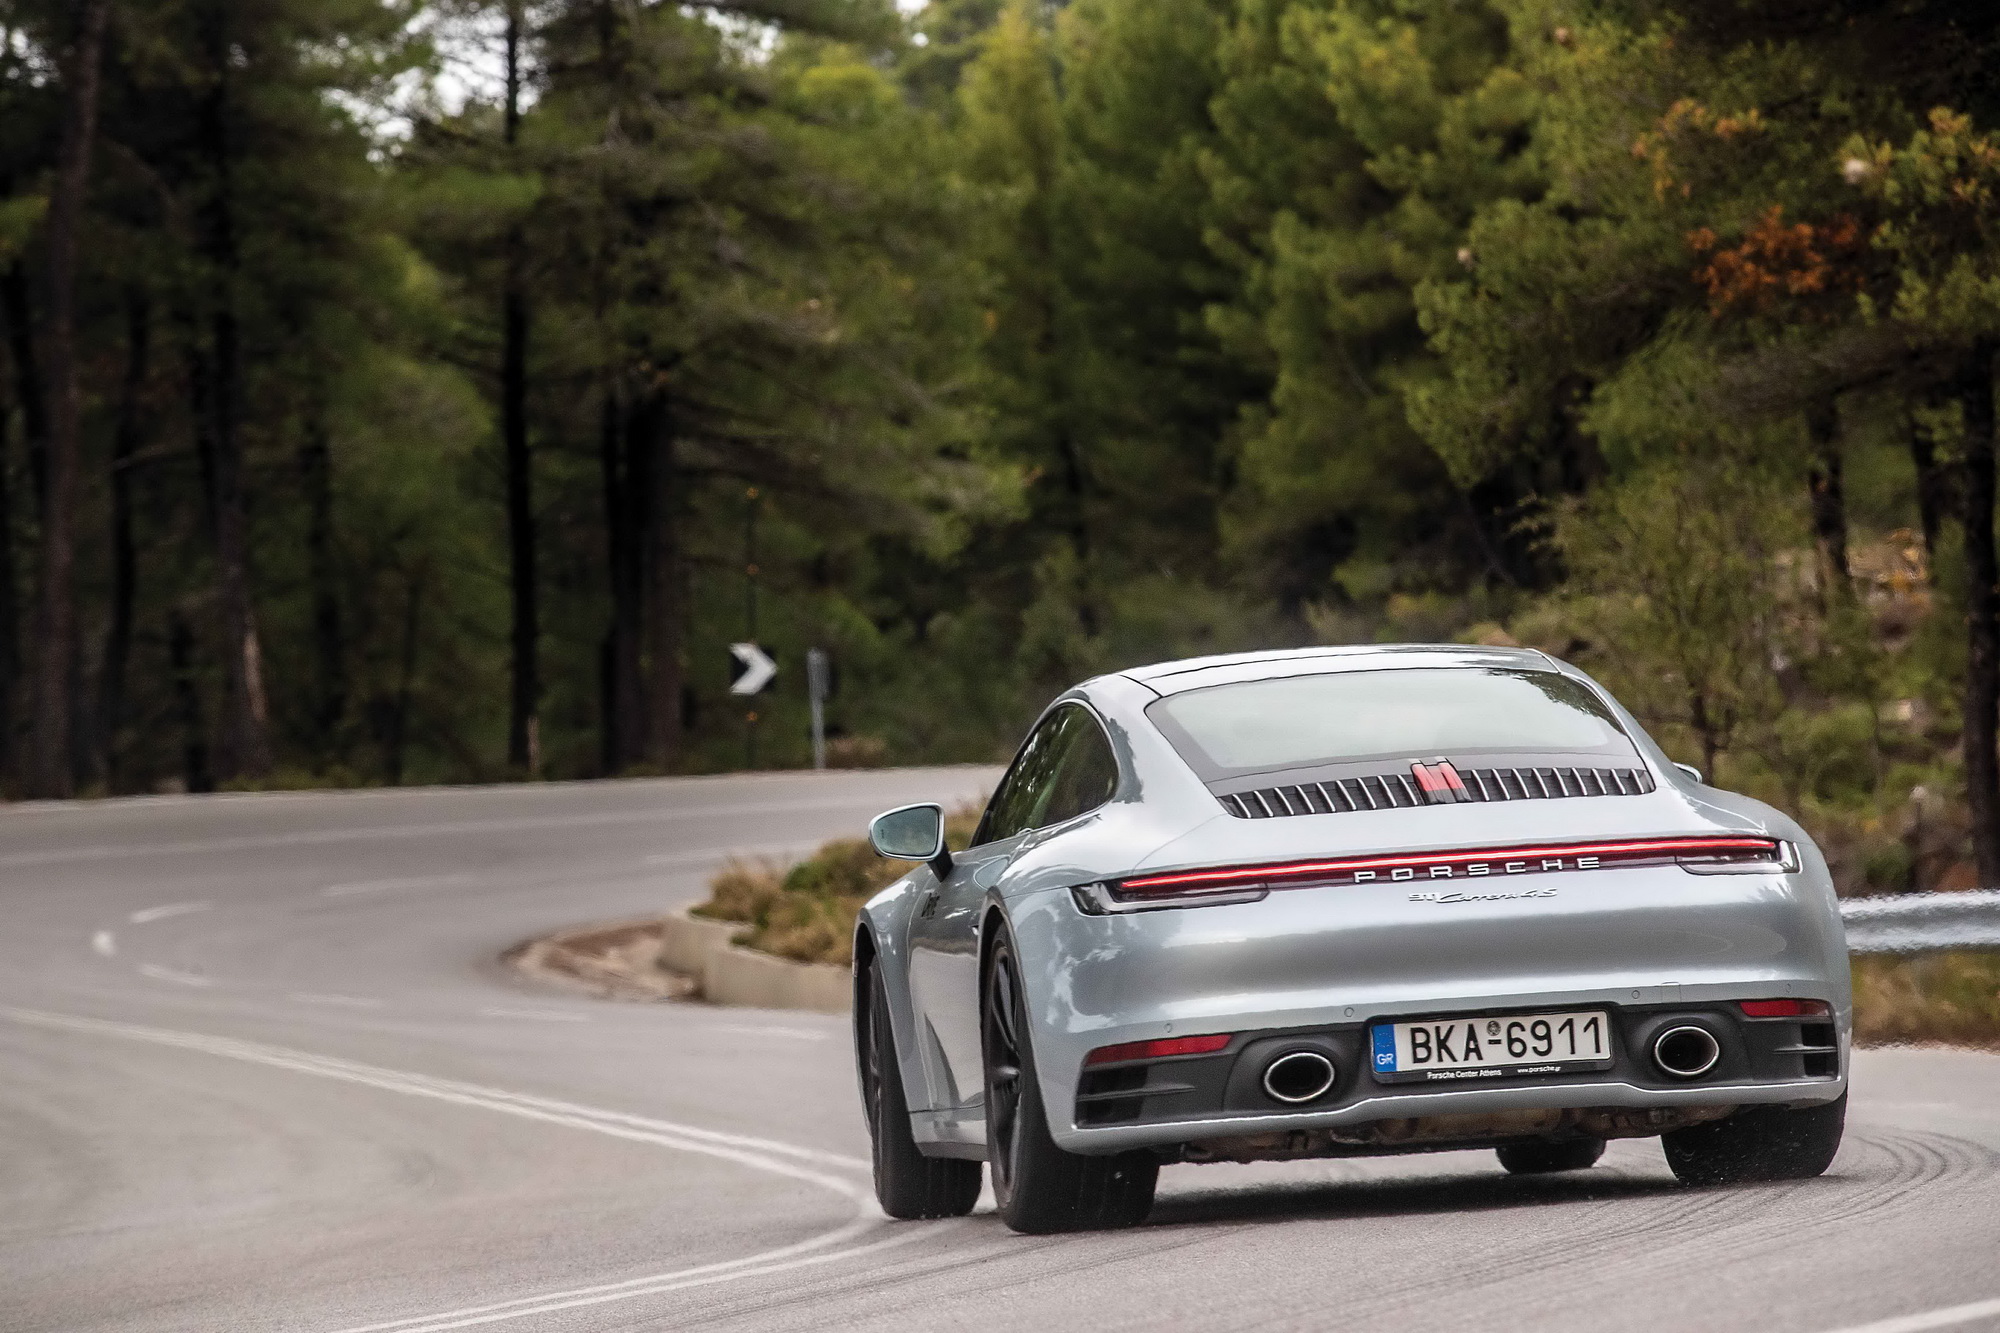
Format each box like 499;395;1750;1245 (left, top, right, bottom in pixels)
869;803;953;878
1673;762;1703;784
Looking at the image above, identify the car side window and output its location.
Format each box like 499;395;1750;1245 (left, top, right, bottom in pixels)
1034;710;1119;829
975;708;1080;846
973;705;1119;845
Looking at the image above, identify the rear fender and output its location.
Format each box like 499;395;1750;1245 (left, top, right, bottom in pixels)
987;889;1093;1145
856;876;936;1115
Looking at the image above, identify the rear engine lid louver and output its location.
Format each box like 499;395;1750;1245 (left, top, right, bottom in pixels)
1220;764;1655;820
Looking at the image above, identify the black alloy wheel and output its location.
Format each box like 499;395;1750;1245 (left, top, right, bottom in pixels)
982;935;1157;1234
982;945;1026;1203
860;962;980;1219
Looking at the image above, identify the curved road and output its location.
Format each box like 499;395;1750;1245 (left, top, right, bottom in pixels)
3;769;1998;1333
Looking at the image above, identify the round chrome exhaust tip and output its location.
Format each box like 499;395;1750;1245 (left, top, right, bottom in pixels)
1262;1050;1338;1104
1652;1025;1722;1079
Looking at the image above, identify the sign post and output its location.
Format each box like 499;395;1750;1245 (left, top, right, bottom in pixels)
806;648;830;770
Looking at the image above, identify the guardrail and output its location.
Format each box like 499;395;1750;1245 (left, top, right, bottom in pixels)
1841;890;2000;954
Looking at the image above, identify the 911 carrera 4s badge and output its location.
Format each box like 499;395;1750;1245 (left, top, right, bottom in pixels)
1407;887;1558;903
1370;1009;1615;1083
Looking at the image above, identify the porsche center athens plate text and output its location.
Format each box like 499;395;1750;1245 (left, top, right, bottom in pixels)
852;645;1849;1234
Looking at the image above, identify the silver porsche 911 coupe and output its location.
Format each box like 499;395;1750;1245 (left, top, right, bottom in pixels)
853;645;1849;1234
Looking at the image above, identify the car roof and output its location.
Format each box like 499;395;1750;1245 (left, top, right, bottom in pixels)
1116;643;1558;698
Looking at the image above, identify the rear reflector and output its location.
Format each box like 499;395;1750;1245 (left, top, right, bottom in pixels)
1113;836;1786;899
1739;999;1832;1018
1084;1033;1233;1066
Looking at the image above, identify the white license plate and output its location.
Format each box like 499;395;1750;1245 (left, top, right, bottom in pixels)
1370;1009;1612;1084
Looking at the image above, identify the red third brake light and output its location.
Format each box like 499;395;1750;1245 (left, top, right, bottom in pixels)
1084;1033;1233;1066
1740;999;1832;1018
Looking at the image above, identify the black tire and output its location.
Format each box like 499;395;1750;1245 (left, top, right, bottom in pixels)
1662;1094;1847;1187
859;962;981;1219
1497;1137;1605;1175
982;935;1157;1234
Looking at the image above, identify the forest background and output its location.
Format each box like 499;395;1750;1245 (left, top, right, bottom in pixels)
6;0;2000;901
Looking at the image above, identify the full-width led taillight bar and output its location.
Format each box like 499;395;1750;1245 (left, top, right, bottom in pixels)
1112;835;1788;900
1083;1033;1233;1066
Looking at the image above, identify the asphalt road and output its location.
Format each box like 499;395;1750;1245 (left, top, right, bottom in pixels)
3;769;1999;1333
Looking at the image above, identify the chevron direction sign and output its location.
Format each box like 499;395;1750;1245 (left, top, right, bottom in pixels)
729;643;777;696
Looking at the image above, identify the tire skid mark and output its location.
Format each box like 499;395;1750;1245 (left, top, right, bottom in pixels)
1466;1128;2000;1332
1247;1157;1795;1331
673;1223;1242;1332
1807;1127;1997;1230
668;1232;1063;1331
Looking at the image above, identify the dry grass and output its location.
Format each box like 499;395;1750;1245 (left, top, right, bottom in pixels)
1853;952;2000;1049
694;805;982;966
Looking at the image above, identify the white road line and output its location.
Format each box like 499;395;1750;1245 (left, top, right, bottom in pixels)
478;1007;586;1023
91;930;116;957
137;964;214;988
714;1024;830;1042
289;992;386;1010
646;844;815;868
323;874;475;898
1819;1297;2000;1333
128;900;212;924
0;1003;867;1170
644;850;729;867
329;1222;956;1333
0;796;879;868
0;1006;890;1331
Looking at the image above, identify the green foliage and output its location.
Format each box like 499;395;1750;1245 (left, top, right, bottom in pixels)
1;0;1997;905
1539;458;1796;773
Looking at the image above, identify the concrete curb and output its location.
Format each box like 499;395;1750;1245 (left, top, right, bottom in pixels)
514;908;852;1014
504;917;695;1002
704;942;852;1014
658;909;739;978
670;908;852;1014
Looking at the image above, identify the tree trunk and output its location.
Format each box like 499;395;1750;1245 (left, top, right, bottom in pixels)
197;15;272;782
1910;393;1951;559
301;392;342;755
168;609;214;794
0;259;49;522
599;382;645;772
642;398;681;771
1956;343;2000;887
387;570;422;786
101;289;149;791
0;334;17;785
502;0;539;775
1806;397;1850;602
27;0;113;799
1052;423;1097;638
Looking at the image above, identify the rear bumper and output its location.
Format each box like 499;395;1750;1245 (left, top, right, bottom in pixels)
1003;863;1850;1155
1055;996;1845;1155
1061;1071;1845;1156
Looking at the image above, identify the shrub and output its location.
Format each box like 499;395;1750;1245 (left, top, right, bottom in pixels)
1853;952;2000;1049
692;804;982;965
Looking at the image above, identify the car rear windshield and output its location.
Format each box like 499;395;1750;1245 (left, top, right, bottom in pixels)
1146;667;1632;778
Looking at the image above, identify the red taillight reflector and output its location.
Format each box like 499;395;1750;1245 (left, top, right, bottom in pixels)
1115;836;1782;896
1740;999;1832;1018
1084;1033;1233;1066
